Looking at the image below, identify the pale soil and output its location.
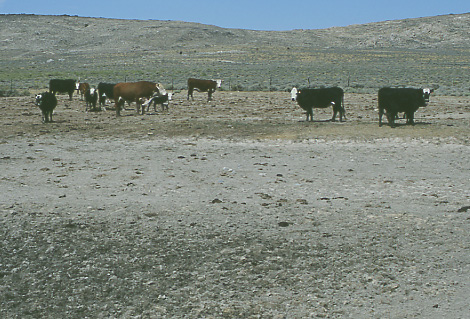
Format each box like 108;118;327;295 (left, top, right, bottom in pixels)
1;91;469;318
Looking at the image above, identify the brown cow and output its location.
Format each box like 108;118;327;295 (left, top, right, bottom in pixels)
113;81;166;116
77;82;90;100
187;78;222;101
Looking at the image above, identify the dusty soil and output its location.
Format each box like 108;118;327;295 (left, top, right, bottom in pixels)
1;91;470;318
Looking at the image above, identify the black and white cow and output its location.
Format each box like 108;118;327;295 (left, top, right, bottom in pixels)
378;87;431;128
84;88;98;112
97;82;117;107
35;92;57;123
143;93;173;112
49;79;76;100
292;87;345;122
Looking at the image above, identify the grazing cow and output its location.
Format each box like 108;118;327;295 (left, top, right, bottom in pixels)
293;87;345;122
35;92;57;123
143;93;173;112
187;78;222;101
378;87;429;128
113;81;166;116
77;82;90;100
84;88;98;111
49;79;76;100
97;82;117;107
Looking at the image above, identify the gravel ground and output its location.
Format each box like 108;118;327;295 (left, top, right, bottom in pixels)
1;91;469;318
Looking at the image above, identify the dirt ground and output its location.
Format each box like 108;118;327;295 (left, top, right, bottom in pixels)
1;91;469;318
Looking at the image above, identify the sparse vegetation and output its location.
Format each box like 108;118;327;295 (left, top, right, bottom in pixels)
0;14;469;96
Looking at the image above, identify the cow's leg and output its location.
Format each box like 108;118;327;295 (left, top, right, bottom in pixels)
387;111;397;128
306;109;313;121
406;112;415;125
379;108;384;127
115;101;121;116
187;88;193;100
68;91;73;101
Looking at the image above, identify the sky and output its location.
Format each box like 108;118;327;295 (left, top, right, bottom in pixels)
1;0;469;31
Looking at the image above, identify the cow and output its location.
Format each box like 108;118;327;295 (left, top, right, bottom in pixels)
143;93;173;112
113;81;166;116
49;79;76;100
97;82;117;107
35;92;57;123
378;87;430;128
187;78;222;101
77;82;90;100
293;87;345;122
84;88;98;112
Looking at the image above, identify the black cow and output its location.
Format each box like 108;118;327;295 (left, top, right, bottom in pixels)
97;82;117;107
293;87;345;122
84;88;98;112
49;79;76;100
378;88;429;128
35;92;57;123
187;78;222;101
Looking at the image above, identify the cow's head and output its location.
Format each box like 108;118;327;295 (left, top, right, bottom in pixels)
422;88;434;102
35;94;43;106
155;83;167;95
290;87;298;101
215;79;222;88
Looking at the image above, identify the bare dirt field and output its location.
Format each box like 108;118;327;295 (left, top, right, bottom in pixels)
1;91;469;318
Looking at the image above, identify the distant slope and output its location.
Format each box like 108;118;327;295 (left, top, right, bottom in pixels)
1;13;469;54
1;13;469;95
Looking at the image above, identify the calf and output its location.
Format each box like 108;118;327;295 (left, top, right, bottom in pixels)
35;92;57;123
143;93;173;112
49;79;76;100
293;87;345;122
187;78;222;101
84;88;98;112
378;88;428;128
77;82;90;100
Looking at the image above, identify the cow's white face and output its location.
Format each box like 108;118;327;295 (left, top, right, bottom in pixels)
216;79;222;88
155;83;167;95
290;87;298;101
90;88;96;95
75;82;80;90
35;94;43;105
423;88;434;102
168;93;173;101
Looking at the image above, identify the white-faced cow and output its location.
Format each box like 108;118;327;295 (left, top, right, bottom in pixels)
113;81;166;116
142;93;173;113
49;79;76;100
378;87;431;128
84;88;98;112
35;92;57;123
187;78;222;101
293;87;345;122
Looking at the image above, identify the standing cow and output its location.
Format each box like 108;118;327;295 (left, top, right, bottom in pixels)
187;78;222;101
113;81;166;116
97;82;117;107
293;87;345;122
77;82;90;100
143;93;173;112
84;88;98;112
35;92;57;123
49;79;76;100
378;88;430;128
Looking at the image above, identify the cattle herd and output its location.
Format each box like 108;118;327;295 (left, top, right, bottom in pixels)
36;78;435;128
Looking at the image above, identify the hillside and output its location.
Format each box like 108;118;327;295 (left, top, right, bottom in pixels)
1;13;469;94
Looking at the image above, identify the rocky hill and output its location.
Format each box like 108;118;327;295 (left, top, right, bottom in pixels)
1;13;469;94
